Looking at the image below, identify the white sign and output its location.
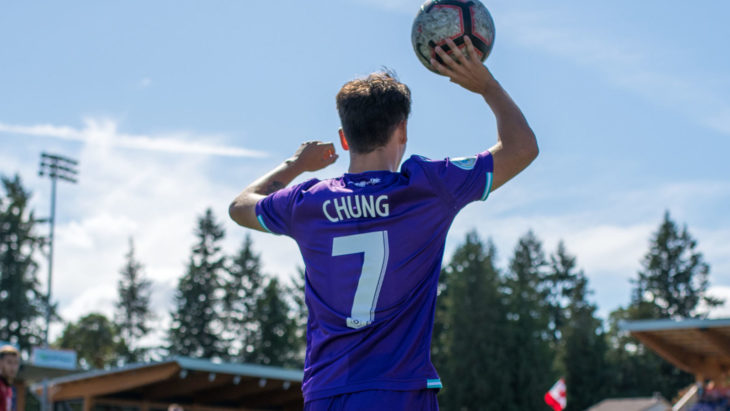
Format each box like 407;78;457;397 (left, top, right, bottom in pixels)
31;347;77;370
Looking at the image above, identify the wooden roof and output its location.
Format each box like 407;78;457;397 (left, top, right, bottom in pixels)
621;318;730;380
36;357;305;411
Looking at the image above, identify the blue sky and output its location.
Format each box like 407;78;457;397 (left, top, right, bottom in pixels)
1;1;729;342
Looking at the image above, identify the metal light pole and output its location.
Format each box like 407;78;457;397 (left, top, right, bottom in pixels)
38;152;78;346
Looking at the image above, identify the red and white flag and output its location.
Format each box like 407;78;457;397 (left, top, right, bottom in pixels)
544;378;567;411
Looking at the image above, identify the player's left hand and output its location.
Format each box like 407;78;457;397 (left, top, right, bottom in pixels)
291;141;339;172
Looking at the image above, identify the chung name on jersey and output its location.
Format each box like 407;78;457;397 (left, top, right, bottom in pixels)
322;195;390;223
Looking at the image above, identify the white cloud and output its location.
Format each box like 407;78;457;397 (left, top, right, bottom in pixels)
0;118;267;158
139;77;152;88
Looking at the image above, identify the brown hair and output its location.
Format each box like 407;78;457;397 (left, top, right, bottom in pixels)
336;71;411;154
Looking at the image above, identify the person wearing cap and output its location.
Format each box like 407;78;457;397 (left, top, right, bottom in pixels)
0;346;19;411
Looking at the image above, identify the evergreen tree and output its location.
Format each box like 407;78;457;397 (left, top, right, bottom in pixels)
551;243;609;411
287;267;307;367
436;231;511;410
603;212;714;400
247;277;299;367
634;211;722;318
501;231;555;411
168;208;226;359
545;242;579;345
115;237;153;363
56;313;127;369
223;234;264;361
0;174;45;354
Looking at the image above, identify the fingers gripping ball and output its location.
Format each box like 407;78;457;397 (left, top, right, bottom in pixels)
411;0;495;74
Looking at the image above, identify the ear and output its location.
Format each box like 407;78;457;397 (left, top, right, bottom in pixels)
398;121;408;145
338;128;350;151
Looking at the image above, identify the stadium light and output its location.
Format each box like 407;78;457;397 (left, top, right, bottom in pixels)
38;152;78;346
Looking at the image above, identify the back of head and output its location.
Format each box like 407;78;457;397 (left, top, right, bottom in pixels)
336;71;411;154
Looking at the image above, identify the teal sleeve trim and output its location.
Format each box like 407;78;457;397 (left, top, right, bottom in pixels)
257;215;275;234
427;378;443;389
481;172;493;201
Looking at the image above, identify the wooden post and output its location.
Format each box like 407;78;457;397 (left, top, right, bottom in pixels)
83;396;95;411
15;382;26;411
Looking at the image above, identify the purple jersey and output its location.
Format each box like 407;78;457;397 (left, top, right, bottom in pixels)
255;151;494;402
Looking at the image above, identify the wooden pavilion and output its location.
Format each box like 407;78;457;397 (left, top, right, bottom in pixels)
34;357;304;411
621;317;730;382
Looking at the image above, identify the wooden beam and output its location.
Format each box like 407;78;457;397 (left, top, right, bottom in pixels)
240;382;300;408
248;387;302;407
145;372;234;401
698;328;730;357
51;362;180;401
194;377;262;403
632;331;699;373
88;397;261;411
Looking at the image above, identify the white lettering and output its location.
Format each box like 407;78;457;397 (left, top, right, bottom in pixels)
361;195;376;218
376;195;389;217
347;195;362;218
322;200;339;222
323;195;390;222
334;197;351;220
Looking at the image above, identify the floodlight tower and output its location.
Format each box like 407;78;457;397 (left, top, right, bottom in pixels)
38;152;78;346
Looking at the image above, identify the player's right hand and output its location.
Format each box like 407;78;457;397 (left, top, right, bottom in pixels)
430;36;498;96
290;141;339;172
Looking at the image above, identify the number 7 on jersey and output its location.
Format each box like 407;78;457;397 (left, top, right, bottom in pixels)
332;231;389;329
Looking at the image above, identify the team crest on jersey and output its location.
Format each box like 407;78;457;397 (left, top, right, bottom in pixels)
450;156;478;170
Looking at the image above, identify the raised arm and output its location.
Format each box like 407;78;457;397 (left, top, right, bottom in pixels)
431;36;538;191
229;141;338;231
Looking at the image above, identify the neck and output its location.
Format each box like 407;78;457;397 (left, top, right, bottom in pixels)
348;147;400;174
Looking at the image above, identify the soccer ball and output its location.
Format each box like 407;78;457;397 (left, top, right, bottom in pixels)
411;0;495;74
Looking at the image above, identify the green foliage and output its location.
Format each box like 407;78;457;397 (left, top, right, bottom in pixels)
551;243;609;411
0;174;45;355
115;237;153;363
223;234;265;361
168;208;227;359
501;230;555;411
246;277;300;367
634;211;722;319
56;313;127;369
603;211;714;401
436;231;511;410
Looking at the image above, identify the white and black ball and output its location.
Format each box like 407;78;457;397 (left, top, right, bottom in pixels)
411;0;495;74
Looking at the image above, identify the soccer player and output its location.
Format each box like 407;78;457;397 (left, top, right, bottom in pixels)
0;345;20;411
229;37;538;410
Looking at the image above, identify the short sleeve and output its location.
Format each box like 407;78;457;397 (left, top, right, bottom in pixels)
413;150;494;210
254;184;302;236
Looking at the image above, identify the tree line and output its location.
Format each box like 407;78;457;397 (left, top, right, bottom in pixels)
0;173;723;410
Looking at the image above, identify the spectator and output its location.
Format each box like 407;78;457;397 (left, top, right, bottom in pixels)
0;346;19;411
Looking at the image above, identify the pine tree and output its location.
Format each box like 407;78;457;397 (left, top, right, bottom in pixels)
634;210;722;318
436;231;511;410
287;266;307;367
0;174;45;354
115;237;153;363
56;313;127;369
168;208;226;359
223;234;264;361
247;277;299;367
502;231;555;411
603;211;713;400
551;243;609;411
